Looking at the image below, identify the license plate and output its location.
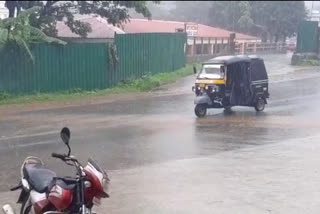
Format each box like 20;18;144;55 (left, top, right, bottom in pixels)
200;83;205;88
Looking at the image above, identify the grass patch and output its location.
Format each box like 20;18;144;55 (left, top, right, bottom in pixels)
299;59;320;66
0;64;200;105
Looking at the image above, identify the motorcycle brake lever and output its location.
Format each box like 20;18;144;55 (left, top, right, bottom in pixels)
66;162;74;166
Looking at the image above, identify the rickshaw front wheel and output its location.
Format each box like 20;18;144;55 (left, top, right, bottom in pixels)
254;98;265;112
195;104;207;118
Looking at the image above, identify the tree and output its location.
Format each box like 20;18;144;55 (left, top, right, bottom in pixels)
5;1;159;37
250;1;306;42
207;1;306;42
138;1;175;20
168;1;212;25
0;6;66;62
165;1;306;42
208;1;253;32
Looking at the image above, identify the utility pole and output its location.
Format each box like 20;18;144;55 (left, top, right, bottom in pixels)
232;2;235;32
311;1;314;20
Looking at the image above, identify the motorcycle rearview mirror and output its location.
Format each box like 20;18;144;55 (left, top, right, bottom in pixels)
60;127;71;156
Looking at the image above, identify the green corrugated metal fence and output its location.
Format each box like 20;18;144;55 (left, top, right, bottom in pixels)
0;33;186;95
0;43;110;94
296;21;319;53
115;33;186;84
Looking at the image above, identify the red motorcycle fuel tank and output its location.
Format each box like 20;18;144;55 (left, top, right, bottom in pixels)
48;184;73;211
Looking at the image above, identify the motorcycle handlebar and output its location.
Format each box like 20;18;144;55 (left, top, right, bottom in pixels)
51;153;66;161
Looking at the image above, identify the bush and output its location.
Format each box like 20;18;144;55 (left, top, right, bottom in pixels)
68;88;84;94
0;92;11;100
300;59;320;66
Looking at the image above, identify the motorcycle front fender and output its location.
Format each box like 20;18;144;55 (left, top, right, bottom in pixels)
194;94;212;105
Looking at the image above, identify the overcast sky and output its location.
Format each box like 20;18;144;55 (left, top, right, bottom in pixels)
304;1;320;11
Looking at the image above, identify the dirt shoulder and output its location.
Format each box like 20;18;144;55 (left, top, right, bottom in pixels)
0;91;151;117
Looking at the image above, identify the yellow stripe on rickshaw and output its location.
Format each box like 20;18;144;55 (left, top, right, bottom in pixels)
195;79;226;84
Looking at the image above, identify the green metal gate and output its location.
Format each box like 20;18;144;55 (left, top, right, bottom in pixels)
115;33;187;83
296;21;319;53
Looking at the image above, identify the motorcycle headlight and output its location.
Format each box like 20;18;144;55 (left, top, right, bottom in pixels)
84;181;92;188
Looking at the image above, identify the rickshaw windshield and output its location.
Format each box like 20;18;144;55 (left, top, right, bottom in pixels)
198;64;224;79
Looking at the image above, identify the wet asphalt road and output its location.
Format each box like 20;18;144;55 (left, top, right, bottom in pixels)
1;54;320;213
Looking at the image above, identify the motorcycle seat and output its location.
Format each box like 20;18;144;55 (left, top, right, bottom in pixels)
23;163;56;193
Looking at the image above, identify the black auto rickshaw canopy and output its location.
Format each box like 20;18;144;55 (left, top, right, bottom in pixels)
202;55;268;82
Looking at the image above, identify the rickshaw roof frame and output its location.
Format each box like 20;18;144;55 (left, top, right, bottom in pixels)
203;55;261;66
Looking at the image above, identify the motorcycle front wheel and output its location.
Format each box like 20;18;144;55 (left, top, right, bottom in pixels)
20;197;32;214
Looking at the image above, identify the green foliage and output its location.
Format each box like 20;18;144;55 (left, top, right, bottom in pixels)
0;92;11;101
250;1;306;42
168;1;212;25
108;43;119;72
166;1;306;41
208;1;254;32
299;59;320;66
207;1;306;41
118;64;198;92
0;6;66;62
5;1;158;37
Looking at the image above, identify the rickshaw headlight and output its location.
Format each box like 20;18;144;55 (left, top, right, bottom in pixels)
205;85;209;90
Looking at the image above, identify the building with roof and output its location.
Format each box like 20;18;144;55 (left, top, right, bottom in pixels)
308;10;320;25
121;19;260;57
56;16;261;57
56;15;125;43
122;19;258;42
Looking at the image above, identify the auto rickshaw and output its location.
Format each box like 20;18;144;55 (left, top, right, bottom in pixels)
192;55;270;117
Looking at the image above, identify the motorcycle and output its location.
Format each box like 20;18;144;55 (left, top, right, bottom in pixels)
2;127;110;214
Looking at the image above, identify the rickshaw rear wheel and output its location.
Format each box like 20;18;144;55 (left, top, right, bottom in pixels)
224;106;232;113
254;98;265;112
195;104;207;118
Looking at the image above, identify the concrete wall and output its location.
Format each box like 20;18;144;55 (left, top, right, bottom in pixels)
0;1;8;19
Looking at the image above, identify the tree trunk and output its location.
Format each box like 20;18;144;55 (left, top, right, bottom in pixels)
261;32;267;43
6;1;16;18
275;34;279;43
268;33;273;43
16;5;21;16
283;34;287;43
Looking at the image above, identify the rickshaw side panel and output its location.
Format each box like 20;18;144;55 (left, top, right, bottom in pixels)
249;58;269;105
